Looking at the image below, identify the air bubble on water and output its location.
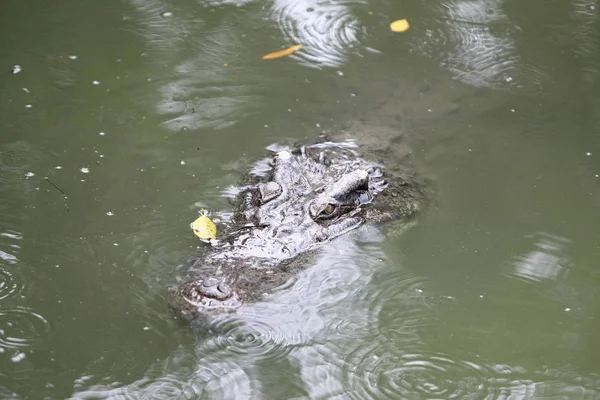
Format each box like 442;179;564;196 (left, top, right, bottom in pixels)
505;76;513;83
22;88;30;94
586;152;591;156
160;11;173;17
99;132;105;136
80;167;90;174
24;172;35;178
511;109;515;113
106;211;114;216
25;104;32;108
180;160;186;165
336;71;344;76
68;55;78;60
12;65;22;74
564;307;571;312
416;288;423;293
143;326;150;331
54;166;62;170
113;243;119;247
92;80;100;85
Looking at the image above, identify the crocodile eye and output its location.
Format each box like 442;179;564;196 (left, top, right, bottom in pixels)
318;204;337;219
309;200;340;220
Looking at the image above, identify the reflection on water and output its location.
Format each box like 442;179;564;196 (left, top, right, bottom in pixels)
69;226;600;399
128;0;371;133
70;227;389;398
127;0;261;132
509;232;570;284
414;0;527;89
1;0;600;397
413;0;600;92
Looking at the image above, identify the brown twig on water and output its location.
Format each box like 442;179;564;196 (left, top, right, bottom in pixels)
44;177;70;214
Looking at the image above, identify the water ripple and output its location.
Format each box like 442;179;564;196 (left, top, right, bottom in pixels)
0;267;23;301
345;351;600;399
359;353;489;399
270;0;368;68
0;142;35;185
208;317;294;362
123;375;199;399
413;0;546;90
0;307;51;351
70;374;200;399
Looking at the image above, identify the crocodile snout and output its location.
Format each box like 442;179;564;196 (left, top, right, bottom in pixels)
198;278;232;300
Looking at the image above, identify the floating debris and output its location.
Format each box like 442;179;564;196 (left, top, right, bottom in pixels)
191;209;217;242
262;44;303;60
390;19;410;32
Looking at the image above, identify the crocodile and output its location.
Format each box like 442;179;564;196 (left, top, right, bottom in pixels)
169;140;425;322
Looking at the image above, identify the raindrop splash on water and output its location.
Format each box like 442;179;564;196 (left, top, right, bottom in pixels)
0;307;51;351
270;0;368;68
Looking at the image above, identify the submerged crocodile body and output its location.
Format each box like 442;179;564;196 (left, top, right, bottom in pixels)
170;140;425;322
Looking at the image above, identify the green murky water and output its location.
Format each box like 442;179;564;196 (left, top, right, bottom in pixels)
1;0;599;398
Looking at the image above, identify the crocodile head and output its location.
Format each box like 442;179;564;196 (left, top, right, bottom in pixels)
171;142;423;319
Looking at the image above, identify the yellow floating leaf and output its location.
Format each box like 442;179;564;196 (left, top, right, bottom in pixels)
191;215;217;242
262;44;303;60
390;18;410;32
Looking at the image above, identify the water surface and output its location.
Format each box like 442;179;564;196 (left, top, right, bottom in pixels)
1;0;599;398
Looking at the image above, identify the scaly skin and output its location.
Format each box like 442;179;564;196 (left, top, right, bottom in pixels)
169;141;425;322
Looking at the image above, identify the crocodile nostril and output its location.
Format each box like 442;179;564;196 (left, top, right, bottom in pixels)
193;278;232;300
217;283;230;295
